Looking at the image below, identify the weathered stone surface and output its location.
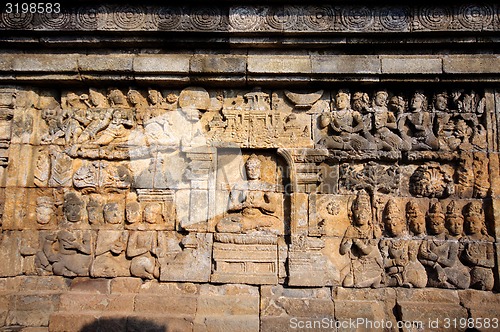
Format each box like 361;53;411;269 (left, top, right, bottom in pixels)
78;55;134;73
12;55;79;73
133;55;191;74
311;55;381;74
248;55;311;74
396;289;467;332
381;56;442;74
443;55;500;74
191;55;246;74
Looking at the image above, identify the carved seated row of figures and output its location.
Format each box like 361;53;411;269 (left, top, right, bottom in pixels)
341;193;495;291
318;90;486;151
38;87;486;152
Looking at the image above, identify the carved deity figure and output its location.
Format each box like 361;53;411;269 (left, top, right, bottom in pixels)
380;200;427;288
371;91;405;151
418;202;470;289
126;203;161;279
92;89;134;145
462;202;495;291
36;194;92;277
77;89;111;143
41;106;65;144
216;154;282;235
318;92;372;150
92;202;129;277
400;92;439;150
433;93;460;151
127;89;147;125
62;92;91;144
340;192;383;288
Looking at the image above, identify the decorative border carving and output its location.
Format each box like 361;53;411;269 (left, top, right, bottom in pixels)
0;4;498;32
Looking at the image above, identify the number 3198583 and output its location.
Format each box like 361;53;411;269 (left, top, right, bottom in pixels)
5;3;60;14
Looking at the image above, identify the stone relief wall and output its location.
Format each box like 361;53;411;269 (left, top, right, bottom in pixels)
0;85;497;293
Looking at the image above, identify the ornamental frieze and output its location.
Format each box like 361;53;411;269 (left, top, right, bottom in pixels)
1;4;498;33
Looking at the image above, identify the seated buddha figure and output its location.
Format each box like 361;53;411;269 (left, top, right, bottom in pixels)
216;154;283;235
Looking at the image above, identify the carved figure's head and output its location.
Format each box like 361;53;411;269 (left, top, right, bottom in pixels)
352;92;370;113
411;92;427;111
374;90;388;108
464;201;487;236
245;154;262;181
87;195;104;225
36;196;55;225
63;192;84;223
126;201;142;224
335;92;351;111
434;93;448;111
144;203;163;224
383;199;405;237
351;192;372;226
406;201;426;236
427;201;446;235
104;202;123;225
445;200;464;237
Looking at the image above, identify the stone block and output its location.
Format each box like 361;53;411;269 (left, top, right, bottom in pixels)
0;55;14;71
7;294;59;326
194;316;259;332
110;277;143;294
133;54;191;73
78;55;133;72
459;289;500;321
139;281;200;296
196;296;258;316
59;293;135;312
211;241;278;285
76;315;127;332
190;55;246;74
261;285;333;319
396;288;467;332
199;284;259;297
19;328;49;332
396;288;460;304
16;276;68;292
0;231;22;276
127;314;192;332
12;54;78;72
194;284;259;331
70;278;110;294
311;55;380;74
248;55;311;74
381;56;442;74
159;233;212;283
134;294;197;316
48;312;98;332
443;55;500;74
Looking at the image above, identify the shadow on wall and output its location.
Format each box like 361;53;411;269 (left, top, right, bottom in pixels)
80;318;168;332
